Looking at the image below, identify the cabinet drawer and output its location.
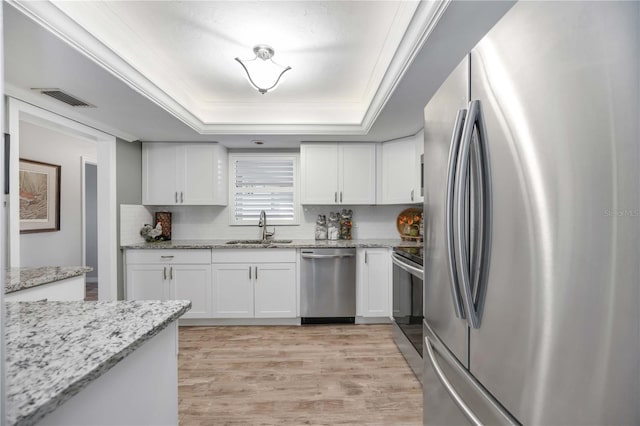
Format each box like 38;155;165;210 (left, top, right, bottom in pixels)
126;249;211;264
212;249;296;263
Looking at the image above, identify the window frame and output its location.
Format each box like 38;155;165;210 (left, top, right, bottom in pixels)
228;152;300;226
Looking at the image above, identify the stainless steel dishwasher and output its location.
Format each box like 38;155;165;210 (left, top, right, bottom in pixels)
300;248;356;324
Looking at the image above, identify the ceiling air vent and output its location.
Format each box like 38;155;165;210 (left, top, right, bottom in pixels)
31;88;95;108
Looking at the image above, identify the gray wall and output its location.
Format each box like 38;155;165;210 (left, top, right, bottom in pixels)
85;163;98;281
116;138;142;299
20;121;97;267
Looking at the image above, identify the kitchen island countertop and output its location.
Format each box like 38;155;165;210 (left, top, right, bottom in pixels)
5;299;191;426
5;266;92;294
121;238;422;250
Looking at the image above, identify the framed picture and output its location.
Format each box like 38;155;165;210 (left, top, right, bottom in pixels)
19;159;61;233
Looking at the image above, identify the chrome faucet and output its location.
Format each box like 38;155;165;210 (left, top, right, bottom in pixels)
258;210;275;242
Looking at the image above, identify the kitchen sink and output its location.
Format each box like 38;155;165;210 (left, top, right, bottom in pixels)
225;239;293;245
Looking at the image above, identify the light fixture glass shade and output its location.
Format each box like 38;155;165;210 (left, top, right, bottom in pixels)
235;45;291;94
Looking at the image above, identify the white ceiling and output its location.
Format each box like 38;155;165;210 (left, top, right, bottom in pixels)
3;1;514;148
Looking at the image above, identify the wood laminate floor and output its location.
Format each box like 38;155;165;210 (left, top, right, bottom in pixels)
85;282;98;301
178;325;423;425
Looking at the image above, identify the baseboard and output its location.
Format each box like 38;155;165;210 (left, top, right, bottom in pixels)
179;318;302;326
179;317;391;326
355;316;392;324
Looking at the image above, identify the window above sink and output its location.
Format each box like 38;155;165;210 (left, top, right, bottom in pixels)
229;153;300;226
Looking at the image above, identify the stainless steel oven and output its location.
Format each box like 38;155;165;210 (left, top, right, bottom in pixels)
391;246;424;383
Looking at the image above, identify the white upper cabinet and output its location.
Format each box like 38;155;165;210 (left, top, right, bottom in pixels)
381;131;424;204
300;143;339;204
339;144;377;204
142;143;227;205
300;142;376;205
142;143;177;205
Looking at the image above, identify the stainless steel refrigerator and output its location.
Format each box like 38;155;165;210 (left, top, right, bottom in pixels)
422;1;640;424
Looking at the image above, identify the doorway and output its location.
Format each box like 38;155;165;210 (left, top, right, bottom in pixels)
8;97;118;300
83;158;98;300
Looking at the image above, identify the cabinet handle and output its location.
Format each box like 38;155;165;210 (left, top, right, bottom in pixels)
160;255;174;259
365;251;368;264
334;192;338;203
411;189;415;201
175;192;178;203
163;266;167;280
249;266;252;280
181;192;184;203
170;266;174;280
340;192;343;203
255;266;258;280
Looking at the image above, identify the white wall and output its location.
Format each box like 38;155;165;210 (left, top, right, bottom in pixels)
20;121;97;267
126;203;416;241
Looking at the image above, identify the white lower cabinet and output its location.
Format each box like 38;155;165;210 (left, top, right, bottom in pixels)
211;249;297;319
126;264;172;301
211;263;254;318
172;264;212;319
357;248;392;318
126;247;394;322
125;249;212;320
253;263;297;318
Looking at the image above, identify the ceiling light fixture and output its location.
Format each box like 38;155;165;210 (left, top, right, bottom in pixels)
235;45;291;94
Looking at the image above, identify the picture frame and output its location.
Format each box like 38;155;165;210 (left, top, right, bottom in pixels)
19;158;61;233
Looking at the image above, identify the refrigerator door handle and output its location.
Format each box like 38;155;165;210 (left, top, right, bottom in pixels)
446;109;468;319
425;336;482;426
470;100;492;322
456;100;491;329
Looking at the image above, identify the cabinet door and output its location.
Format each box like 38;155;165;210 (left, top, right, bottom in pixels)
180;144;227;205
126;264;169;300
172;264;212;319
359;249;391;317
254;263;297;318
142;144;178;205
300;143;339;204
339;144;376;204
381;138;417;204
211;263;254;318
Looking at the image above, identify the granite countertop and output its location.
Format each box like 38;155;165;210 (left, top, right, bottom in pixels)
5;300;191;426
5;266;93;294
122;238;422;250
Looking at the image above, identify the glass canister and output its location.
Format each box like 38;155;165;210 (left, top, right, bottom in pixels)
339;209;353;240
315;214;327;240
328;212;340;240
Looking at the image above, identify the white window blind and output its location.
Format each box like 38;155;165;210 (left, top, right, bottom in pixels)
230;154;299;225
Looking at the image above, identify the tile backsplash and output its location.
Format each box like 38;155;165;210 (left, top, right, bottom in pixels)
120;203;417;243
119;204;152;246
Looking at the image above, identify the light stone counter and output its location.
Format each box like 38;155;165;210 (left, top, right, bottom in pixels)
5;300;191;426
5;266;92;294
121;238;422;250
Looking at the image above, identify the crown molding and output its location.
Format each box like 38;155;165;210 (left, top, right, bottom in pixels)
359;0;451;134
8;0;449;136
7;0;203;132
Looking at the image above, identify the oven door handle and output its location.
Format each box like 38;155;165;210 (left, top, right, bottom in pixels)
391;253;424;280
